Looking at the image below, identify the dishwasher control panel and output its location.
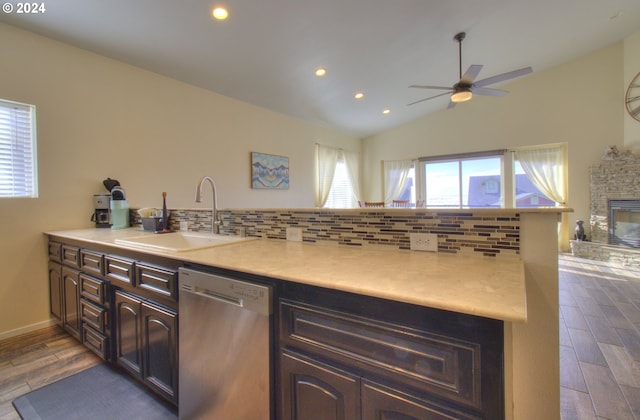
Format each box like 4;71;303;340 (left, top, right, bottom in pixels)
178;267;272;315
230;282;265;301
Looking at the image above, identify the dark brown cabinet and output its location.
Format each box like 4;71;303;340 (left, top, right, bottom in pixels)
278;282;504;420
361;380;480;420
80;273;110;359
142;300;178;403
115;290;178;405
115;291;143;376
48;261;62;323
48;238;180;407
61;266;81;340
281;349;360;420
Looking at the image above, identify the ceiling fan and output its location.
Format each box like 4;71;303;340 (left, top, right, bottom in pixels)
408;32;532;109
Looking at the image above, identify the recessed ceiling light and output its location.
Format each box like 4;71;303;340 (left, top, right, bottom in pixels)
315;67;327;77
212;6;229;20
354;92;364;100
382;109;391;115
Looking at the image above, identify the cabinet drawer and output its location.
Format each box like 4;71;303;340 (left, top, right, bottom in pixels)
81;298;108;333
80;250;103;275
61;245;80;267
80;274;107;305
280;300;482;409
104;255;135;286
48;241;62;262
136;263;178;301
82;324;110;360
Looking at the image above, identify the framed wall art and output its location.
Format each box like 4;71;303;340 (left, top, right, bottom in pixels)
251;152;290;189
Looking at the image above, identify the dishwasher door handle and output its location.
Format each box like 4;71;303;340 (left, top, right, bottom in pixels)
194;287;242;307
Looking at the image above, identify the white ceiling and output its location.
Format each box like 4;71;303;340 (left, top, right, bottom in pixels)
2;0;640;137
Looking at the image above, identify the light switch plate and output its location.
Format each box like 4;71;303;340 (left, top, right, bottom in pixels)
179;221;189;231
410;233;438;252
286;227;303;242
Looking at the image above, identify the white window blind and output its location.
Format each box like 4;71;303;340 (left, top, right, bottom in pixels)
0;99;37;197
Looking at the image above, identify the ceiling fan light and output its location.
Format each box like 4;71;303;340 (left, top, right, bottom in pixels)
451;90;472;103
212;6;228;20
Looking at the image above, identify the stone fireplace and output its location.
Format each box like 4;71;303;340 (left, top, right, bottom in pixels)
589;150;640;243
570;147;640;267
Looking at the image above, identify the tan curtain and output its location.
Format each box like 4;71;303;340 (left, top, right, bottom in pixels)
315;144;340;207
514;144;569;250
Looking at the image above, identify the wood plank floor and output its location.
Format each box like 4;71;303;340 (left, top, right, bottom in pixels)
560;254;640;420
1;255;638;419
0;326;101;420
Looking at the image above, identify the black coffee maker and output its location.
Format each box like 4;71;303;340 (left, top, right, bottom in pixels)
92;194;111;228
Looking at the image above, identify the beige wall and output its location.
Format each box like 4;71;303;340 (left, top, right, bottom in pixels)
625;30;640;147
362;40;635;244
0;23;359;337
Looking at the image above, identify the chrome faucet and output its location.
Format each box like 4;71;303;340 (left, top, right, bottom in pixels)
195;176;220;234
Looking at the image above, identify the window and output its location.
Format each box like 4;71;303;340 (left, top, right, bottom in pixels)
0;99;37;197
324;159;356;208
421;154;503;208
416;146;566;209
316;144;359;208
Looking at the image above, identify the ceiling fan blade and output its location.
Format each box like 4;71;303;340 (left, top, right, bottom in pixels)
447;100;457;109
473;87;509;97
407;91;451;106
461;65;483;84
409;85;453;91
473;66;532;88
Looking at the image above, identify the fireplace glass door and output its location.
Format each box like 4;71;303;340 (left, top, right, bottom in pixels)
609;199;640;248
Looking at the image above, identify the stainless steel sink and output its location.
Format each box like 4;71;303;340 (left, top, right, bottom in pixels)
114;231;256;252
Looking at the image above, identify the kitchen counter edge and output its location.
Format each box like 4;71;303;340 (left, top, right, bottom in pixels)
45;228;527;323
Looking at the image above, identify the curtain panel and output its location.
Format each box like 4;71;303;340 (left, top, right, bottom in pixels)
514;144;569;250
383;160;413;204
315;144;340;207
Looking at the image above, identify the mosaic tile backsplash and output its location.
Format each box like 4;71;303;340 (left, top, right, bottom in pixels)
131;208;520;258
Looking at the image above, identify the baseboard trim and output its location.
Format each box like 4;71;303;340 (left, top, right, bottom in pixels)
0;319;58;341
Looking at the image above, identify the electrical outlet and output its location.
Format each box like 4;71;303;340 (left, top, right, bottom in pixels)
410;233;438;252
179;221;188;231
286;227;303;242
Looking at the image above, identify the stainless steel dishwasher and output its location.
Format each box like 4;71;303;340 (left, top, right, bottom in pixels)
178;267;272;419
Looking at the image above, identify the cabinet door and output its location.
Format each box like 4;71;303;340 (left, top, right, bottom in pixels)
48;261;62;324
361;380;480;420
281;350;360;420
115;291;142;378
61;266;81;339
142;301;178;404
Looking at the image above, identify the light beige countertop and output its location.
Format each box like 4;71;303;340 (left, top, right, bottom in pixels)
46;228;527;323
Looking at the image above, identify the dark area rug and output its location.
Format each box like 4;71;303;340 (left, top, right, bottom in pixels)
12;364;177;420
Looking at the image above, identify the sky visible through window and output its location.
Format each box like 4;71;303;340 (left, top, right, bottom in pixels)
425;158;501;207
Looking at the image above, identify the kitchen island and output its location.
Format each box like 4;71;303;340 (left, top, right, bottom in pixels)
46;208;564;419
47;227;527;323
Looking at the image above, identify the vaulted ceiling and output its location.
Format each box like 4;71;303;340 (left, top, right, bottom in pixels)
2;0;639;137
